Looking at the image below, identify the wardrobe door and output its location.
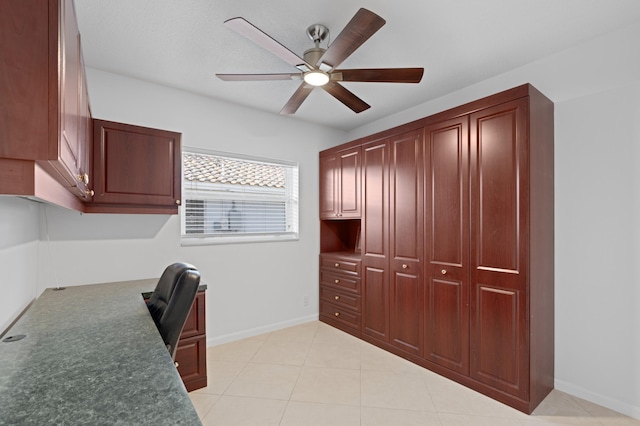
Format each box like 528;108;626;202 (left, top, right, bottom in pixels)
423;117;470;374
362;141;390;341
389;130;424;356
469;98;530;399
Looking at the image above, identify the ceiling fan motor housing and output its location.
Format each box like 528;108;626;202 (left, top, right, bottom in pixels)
306;24;329;45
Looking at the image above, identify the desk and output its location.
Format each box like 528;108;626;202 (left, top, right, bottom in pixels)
0;279;201;425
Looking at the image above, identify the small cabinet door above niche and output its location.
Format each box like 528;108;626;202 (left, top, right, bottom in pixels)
319;146;361;219
87;120;182;214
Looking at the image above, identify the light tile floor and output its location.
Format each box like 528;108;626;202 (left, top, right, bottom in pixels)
189;321;639;425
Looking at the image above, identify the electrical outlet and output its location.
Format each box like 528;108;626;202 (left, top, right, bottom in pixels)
303;295;309;306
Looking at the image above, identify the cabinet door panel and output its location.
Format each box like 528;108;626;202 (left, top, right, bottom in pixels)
92;120;181;208
470;98;529;399
339;148;361;218
471;284;525;395
319;154;338;218
389;131;423;355
424;117;469;373
362;265;388;340
362;141;389;341
426;278;466;370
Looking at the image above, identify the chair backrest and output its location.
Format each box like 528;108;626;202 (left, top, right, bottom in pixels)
147;262;201;360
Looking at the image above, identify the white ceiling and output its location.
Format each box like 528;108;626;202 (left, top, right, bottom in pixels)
75;0;640;131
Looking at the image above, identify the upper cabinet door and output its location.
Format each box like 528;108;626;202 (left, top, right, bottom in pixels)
319;146;361;219
89;120;182;214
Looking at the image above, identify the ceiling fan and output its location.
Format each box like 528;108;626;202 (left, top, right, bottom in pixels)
216;8;424;114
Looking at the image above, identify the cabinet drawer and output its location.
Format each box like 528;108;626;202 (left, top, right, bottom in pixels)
320;286;360;312
320;255;361;275
320;270;360;294
320;301;361;330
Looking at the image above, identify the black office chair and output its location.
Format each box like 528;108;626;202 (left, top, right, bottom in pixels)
147;262;201;360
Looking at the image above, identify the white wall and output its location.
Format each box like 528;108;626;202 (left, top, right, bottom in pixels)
35;69;346;343
346;20;640;420
0;197;40;333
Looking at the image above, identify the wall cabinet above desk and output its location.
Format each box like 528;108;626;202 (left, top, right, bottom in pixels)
0;0;92;207
0;0;182;215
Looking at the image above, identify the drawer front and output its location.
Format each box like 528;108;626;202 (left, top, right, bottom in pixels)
320;270;360;294
320;286;360;312
320;255;361;275
320;301;361;330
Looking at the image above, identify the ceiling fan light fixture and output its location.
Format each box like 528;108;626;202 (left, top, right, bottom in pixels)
304;70;330;86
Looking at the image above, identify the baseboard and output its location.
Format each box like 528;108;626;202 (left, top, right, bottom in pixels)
555;378;640;420
206;314;319;347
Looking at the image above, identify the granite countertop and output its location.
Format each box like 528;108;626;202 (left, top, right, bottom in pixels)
0;279;202;425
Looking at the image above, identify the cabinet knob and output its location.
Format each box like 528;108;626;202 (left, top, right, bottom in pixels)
334;295;340;300
334;279;340;284
78;173;89;185
334;312;340;317
175;199;181;205
441;269;447;275
334;263;340;268
86;189;94;197
402;264;408;269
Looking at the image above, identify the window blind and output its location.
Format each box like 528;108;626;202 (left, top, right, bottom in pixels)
181;149;299;245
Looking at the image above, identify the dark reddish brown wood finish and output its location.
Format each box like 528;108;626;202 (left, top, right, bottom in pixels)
318;84;554;414
388;130;424;356
175;291;207;392
146;290;208;392
0;0;93;203
318;252;362;336
89;120;181;213
319;147;361;219
361;141;390;342
423;116;470;374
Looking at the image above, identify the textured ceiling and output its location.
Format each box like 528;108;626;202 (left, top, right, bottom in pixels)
75;0;640;131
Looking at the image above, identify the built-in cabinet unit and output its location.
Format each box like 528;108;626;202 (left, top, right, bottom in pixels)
174;290;208;392
319;84;554;414
145;289;208;392
0;0;92;209
0;0;182;215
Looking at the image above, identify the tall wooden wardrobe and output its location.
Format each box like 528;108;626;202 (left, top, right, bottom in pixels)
318;84;554;414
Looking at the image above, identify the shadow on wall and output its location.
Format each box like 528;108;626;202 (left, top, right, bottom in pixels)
0;197;40;250
39;203;172;241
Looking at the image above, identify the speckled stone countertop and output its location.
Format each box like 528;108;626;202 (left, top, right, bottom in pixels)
0;279;202;425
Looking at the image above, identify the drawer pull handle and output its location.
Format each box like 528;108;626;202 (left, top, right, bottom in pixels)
335;279;340;284
334;312;340;317
334;295;340;300
441;269;447;275
334;263;340;268
402;264;408;269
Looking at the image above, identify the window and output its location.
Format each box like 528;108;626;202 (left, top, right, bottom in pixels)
181;149;299;245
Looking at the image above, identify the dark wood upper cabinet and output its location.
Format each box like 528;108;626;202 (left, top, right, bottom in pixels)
319;146;361;219
0;0;92;206
87;120;182;214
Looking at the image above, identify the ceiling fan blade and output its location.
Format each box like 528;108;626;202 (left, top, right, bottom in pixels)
332;68;424;83
322;82;370;113
280;83;314;115
216;73;302;81
317;8;386;70
224;17;312;70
